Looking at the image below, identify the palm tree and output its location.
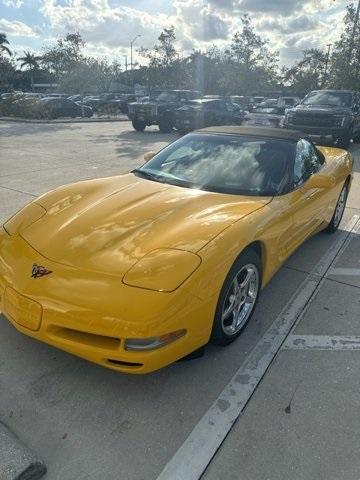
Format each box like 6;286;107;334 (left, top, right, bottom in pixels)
17;50;42;91
0;33;12;56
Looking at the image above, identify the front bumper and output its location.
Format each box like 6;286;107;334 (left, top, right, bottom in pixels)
0;228;214;374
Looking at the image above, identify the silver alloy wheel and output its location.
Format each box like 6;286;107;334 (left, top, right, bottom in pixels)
333;185;347;228
221;263;259;335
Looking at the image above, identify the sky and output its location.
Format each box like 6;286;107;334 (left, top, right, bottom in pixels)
0;0;352;68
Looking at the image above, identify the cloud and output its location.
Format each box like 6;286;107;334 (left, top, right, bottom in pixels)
2;0;24;7
175;0;230;42
2;0;347;65
0;18;38;36
238;0;308;16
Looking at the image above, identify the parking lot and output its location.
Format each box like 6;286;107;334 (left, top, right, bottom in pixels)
0;120;360;480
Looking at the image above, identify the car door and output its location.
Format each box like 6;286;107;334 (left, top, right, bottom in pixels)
286;139;329;253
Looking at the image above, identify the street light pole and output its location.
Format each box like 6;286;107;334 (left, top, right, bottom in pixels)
322;43;332;87
130;35;141;71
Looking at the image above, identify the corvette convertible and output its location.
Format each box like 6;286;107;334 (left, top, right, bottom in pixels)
0;127;353;373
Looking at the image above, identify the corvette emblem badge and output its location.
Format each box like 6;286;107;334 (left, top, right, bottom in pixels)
31;264;52;278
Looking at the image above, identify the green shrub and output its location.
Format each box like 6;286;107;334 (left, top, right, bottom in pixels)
0;94;48;119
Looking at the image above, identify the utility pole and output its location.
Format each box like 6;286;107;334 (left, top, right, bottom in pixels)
123;55;128;71
322;43;332;87
130;35;141;71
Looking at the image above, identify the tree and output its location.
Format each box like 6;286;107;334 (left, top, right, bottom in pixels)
0;56;16;91
42;32;84;79
221;15;279;94
0;32;12;57
17;51;43;91
282;48;327;94
138;27;183;88
329;3;360;89
58;57;121;94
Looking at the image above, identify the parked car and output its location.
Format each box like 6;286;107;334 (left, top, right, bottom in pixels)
231;96;253;111
82;96;103;110
0;127;353;373
243;105;285;128
283;89;360;148
128;90;201;132
279;96;301;107
68;94;84;103
41;98;93;119
118;94;136;114
174;98;246;133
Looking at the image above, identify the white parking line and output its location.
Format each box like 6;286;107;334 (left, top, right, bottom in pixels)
283;335;360;350
327;267;360;276
156;215;360;480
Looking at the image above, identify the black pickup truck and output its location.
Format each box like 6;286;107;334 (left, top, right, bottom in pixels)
283;89;360;148
127;90;201;132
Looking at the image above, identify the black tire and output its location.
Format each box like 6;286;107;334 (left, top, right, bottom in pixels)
336;131;352;149
353;130;360;143
325;182;349;233
158;119;173;133
132;118;146;131
211;249;261;346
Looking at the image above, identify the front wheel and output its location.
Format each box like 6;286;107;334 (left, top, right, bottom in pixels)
211;249;261;346
353;129;360;143
132;119;146;131
336;131;352;149
325;182;349;233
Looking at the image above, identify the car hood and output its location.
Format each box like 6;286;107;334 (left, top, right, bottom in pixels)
21;174;271;276
292;105;351;115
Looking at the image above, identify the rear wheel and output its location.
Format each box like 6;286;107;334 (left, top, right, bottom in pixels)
211;249;261;346
132;119;146;131
325;182;349;233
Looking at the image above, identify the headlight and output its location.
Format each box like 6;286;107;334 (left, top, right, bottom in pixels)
122;248;201;292
125;329;186;351
3;202;46;235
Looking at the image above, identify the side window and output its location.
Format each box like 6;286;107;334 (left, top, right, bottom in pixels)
226;102;235;112
294;139;323;187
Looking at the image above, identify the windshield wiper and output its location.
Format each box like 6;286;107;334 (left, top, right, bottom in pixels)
132;169;167;183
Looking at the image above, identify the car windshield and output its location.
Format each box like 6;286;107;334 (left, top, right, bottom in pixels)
302;91;352;107
133;134;294;196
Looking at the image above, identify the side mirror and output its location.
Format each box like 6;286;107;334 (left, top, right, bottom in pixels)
144;151;156;162
302;174;336;190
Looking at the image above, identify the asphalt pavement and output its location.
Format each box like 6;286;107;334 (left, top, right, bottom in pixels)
0;121;359;480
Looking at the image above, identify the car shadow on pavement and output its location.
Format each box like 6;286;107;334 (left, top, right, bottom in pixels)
0;122;74;137
88;128;180;160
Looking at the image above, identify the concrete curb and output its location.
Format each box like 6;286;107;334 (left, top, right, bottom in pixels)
0;116;129;124
0;422;46;480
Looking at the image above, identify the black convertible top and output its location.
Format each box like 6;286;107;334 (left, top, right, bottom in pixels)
195;126;304;142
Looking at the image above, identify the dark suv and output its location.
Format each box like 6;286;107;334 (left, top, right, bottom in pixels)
283;89;360;148
127;90;201;132
174;99;246;133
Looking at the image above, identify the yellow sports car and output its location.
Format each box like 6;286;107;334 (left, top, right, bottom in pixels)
0;127;353;373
